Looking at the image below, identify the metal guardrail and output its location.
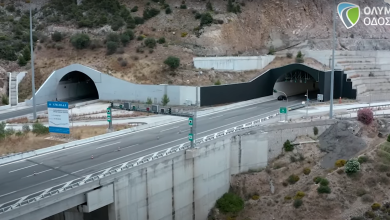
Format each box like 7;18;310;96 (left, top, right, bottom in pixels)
347;103;390;112
0;111;284;215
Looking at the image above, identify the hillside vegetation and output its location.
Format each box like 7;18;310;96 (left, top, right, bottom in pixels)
0;0;389;100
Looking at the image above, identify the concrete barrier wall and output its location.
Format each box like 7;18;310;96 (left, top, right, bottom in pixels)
193;56;275;71
17;72;26;85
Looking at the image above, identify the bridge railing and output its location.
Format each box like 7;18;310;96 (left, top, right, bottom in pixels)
0;111;285;215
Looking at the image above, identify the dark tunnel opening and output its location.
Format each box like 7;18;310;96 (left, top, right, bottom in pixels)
56;71;99;102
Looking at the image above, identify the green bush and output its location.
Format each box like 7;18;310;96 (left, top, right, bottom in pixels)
110;17;124;31
164;56;180;69
134;16;144;25
313;126;318;135
17;56;27;66
131;6;138;12
216;193;244;213
143;8;160;20
32;123;49;135
180;4;187;9
123;29;135;41
358;155;369;163
313;176;322;184
200;13;213;26
51;31;63;42
293;199;303;208
22;46;30;61
345;159;360;174
106;41;118;55
22;124;30;133
70;33;91;49
195;12;202;19
158;37;166;44
106;33;120;43
268;46;275;55
227;0;241;14
283;140;294;152
335;159;346;167
303;168;311;175
317;185;331;194
364;211;376;218
214;80;221;85
1;95;9;105
144;38;156;48
287;174;300;184
284;196;291;200
120;34;130;46
165;7;172;14
319;178;329;186
15;131;23;137
371;203;381;211
295;51;305;63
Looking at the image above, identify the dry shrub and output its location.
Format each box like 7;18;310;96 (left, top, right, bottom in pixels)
357;108;374;125
335;159;346;167
361;194;374;203
303;168;311;175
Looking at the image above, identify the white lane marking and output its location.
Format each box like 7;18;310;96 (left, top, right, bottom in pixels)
23;169;52;179
12;196;28;208
66;109;280;175
208;115;224;120
122;144;139;149
0;175;70;200
96;142;121;149
2;119;188;164
160;126;179;133
9;164;38;173
0;101;279;167
246;107;257;110
0;191;17;198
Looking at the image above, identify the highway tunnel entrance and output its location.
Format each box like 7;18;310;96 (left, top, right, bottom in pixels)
273;69;320;101
56;71;99;102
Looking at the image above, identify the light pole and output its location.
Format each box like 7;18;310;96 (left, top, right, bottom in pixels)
30;1;37;120
274;89;288;121
329;0;336;119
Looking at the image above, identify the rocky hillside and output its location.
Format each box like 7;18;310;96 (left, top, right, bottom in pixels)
0;0;389;100
210;119;390;220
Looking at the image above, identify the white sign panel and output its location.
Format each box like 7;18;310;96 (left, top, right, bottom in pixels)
317;94;324;101
47;101;70;134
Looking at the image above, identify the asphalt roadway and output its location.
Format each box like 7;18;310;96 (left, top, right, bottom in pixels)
0;97;303;208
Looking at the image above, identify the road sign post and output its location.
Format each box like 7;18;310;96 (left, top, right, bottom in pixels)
107;107;112;131
189;117;193;148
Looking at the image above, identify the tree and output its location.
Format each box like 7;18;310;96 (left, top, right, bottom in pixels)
164;56;180;69
70;33;91;49
200;13;213;26
22;46;30;61
1;95;8;105
144;38;156;48
227;0;234;12
51;31;63;42
146;97;153;105
206;1;213;11
17;56;27;66
345;159;360;174
120;33;130;46
165;7;172;14
158;37;166;44
295;51;304;63
106;41;118;55
161;94;170;106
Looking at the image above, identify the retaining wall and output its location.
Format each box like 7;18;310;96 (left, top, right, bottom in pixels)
193;56;275;71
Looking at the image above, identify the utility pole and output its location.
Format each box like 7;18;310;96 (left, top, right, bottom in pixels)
30;1;37;120
329;0;336;119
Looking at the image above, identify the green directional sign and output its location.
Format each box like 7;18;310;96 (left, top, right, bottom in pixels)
280;107;287;114
188;133;193;141
119;104;123;109
107;107;111;122
189;117;193;126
